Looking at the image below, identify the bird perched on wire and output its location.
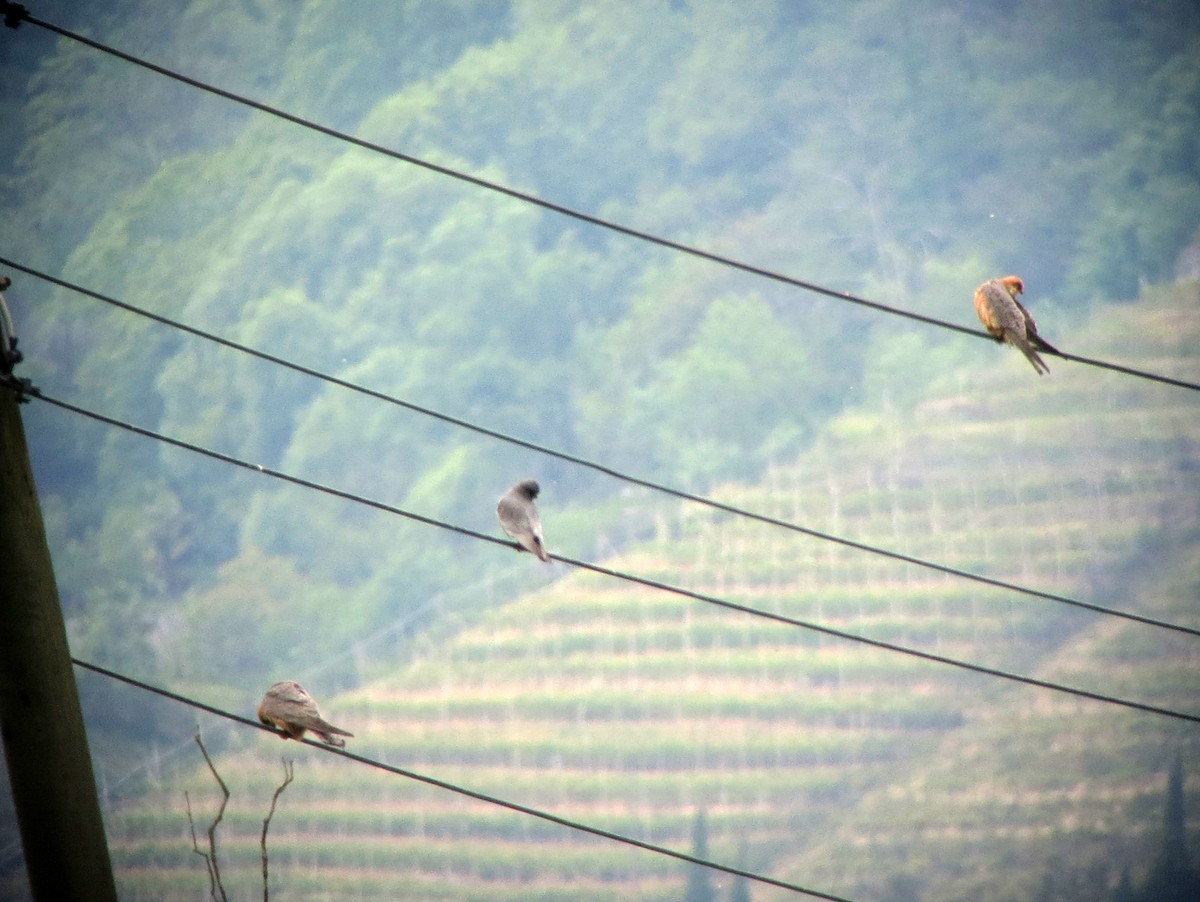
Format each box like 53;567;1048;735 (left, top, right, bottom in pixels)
973;275;1060;375
497;479;551;562
257;681;353;748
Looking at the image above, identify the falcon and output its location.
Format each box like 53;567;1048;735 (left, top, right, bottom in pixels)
974;275;1058;375
497;479;551;562
257;681;353;748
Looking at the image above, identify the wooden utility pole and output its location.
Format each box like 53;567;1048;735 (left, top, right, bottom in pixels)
0;385;118;901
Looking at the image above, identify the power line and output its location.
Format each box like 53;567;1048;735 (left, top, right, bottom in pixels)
71;656;857;902
9;12;1200;394
5;258;1196;642
28;388;1200;726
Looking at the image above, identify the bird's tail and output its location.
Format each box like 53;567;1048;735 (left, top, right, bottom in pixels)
1031;334;1060;355
316;722;353;747
1014;338;1050;375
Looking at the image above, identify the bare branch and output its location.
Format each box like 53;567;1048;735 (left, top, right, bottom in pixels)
184;790;217;899
260;758;295;901
194;733;230;902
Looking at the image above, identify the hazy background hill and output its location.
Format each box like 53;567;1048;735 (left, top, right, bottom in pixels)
88;285;1200;901
0;1;1198;898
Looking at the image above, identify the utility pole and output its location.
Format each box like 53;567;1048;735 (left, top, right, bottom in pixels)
0;383;118;900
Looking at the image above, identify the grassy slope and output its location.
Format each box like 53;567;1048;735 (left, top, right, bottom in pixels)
102;284;1200;901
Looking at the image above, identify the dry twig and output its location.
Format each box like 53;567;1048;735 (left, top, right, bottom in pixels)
184;790;217;898
193;733;230;902
260;758;295;901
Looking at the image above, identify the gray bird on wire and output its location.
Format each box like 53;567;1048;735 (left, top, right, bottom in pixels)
257;681;353;748
497;479;551;562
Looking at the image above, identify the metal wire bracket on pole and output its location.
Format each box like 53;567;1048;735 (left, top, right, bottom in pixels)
1;1;28;29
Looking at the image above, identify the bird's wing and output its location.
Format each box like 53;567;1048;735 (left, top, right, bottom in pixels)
497;495;532;535
498;492;549;560
981;281;1026;337
1015;298;1060;354
529;524;550;562
496;494;516;522
267;682;352;736
1011;335;1050;375
262;682;320;724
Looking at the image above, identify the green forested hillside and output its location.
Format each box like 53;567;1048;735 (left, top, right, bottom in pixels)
0;1;1198;898
2;0;1197;741
86;286;1200;902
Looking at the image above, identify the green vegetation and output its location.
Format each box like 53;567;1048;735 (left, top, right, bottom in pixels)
2;0;1197;709
78;288;1200;901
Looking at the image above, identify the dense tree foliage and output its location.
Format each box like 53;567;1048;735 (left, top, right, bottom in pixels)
1123;758;1200;902
684;808;715;902
1032;759;1200;902
0;0;1197;776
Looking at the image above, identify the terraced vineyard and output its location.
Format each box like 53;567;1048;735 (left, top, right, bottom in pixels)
102;287;1200;901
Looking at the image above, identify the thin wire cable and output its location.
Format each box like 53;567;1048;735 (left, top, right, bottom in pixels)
5;258;1197;641
71;657;855;901
29;388;1200;726
12;12;1200;394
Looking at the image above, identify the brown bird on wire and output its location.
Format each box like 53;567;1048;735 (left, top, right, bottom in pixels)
257;681;353;748
973;275;1059;375
497;479;551;562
